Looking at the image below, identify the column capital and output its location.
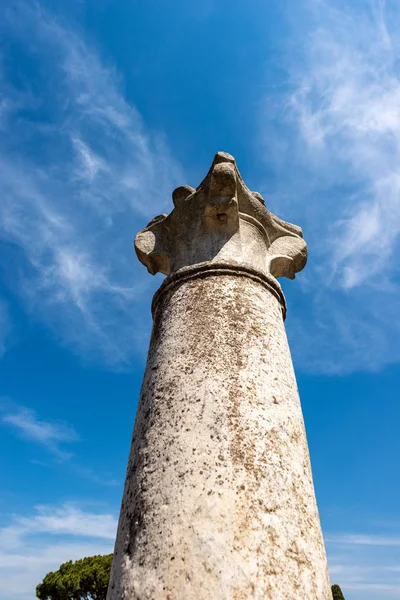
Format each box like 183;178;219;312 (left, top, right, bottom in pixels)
135;151;307;281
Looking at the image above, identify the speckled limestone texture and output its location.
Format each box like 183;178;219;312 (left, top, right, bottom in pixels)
107;270;331;599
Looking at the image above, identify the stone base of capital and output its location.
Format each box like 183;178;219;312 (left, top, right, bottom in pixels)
152;261;287;320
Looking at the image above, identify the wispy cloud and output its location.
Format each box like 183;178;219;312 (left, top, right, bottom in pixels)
326;525;400;598
261;0;400;373
287;0;400;289
0;503;116;599
0;1;183;367
345;584;400;593
1;404;78;460
327;533;400;547
0;299;10;358
2;409;77;445
5;503;117;543
0;401;119;485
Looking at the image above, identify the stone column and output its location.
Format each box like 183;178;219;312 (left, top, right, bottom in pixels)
107;152;331;599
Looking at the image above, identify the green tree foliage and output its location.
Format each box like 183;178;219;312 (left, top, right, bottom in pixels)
332;583;345;600
36;554;113;600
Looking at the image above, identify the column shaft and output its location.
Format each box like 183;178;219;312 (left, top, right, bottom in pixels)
108;269;331;599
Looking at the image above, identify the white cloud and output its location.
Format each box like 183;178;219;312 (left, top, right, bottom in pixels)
0;503;116;599
260;0;400;373
0;542;112;599
72;137;109;182
1;405;78;459
345;584;400;592
326;526;400;599
326;533;400;547
0;402;118;485
0;1;183;367
287;1;400;289
0;299;10;358
10;504;117;542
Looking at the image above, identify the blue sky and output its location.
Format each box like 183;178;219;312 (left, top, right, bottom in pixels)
1;0;400;598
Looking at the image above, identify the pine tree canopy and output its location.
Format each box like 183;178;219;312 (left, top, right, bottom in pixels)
36;554;113;600
332;583;345;600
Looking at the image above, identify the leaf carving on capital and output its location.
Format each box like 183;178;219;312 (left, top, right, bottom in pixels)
134;152;307;280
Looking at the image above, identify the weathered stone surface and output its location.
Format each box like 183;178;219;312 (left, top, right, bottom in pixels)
134;152;307;280
108;153;331;599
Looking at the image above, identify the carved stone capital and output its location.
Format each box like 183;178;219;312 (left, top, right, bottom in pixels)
135;152;307;281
